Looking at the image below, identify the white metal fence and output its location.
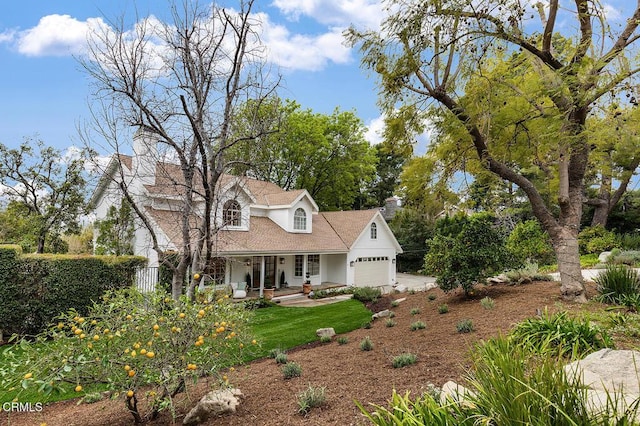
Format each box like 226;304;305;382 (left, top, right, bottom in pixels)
135;266;159;293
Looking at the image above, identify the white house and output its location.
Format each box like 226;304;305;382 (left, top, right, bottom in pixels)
89;128;403;292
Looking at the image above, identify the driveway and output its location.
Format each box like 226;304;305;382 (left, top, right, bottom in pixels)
396;273;437;292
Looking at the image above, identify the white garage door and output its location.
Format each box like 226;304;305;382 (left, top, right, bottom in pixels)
354;256;390;287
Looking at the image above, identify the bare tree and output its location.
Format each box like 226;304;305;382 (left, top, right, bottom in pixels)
81;0;280;300
347;0;640;302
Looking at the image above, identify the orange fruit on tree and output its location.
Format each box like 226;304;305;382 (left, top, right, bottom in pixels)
75;385;83;392
128;370;136;377
126;390;134;398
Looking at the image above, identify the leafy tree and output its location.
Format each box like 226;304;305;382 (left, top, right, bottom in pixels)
0;141;85;253
95;199;135;256
424;213;517;295
357;142;408;209
507;220;555;266
388;207;433;272
346;0;640;302
230;97;377;210
607;190;640;234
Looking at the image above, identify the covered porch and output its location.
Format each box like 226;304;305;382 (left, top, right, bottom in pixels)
222;253;348;298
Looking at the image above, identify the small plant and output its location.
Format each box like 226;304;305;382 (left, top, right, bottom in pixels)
480;296;495;310
392;353;417;368
428;294;437;301
297;384;327;414
275;352;288;364
408;289;416;295
336;336;348;345
385;319;397;327
282;362;302;379
391;300;400;307
438;304;449;314
362;321;373;329
269;347;286;359
360;336;374;351
410;307;421;315
389;311;396;318
410;321;426;331
352;287;382;303
510;310;613;357
319;335;332;343
595;265;640;305
456;319;474;333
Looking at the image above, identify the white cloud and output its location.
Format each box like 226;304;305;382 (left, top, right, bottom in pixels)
271;0;383;29
364;115;385;145
258;12;351;71
8;14;108;57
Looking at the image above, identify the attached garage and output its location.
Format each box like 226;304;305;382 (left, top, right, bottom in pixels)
354;256;390;287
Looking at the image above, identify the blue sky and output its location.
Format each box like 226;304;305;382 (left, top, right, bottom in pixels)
0;0;388;156
0;0;633;159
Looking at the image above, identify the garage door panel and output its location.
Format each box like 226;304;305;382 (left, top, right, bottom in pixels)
354;257;389;287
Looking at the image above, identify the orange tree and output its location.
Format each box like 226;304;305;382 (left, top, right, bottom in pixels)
0;287;256;423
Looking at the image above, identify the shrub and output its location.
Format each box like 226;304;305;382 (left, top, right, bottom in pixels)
578;225;618;255
595;265;640;304
480;297;495;310
336;336;348;345
362;321;373;329
275;352;289;364
319;335;332;343
391;300;400;307
392;353;417;368
360;336;374;351
385;319;396;328
297;384;327;415
0;287;254;423
410;321;426;331
352;287;382;303
509;310;613;358
424;213;519;295
608;250;640;266
438;304;449;314
410;307;421;315
357;390;462;424
619;233;640;250
456;319;474;333
0;247;147;337
428;294;437;301
507;220;555;266
282;362;302;379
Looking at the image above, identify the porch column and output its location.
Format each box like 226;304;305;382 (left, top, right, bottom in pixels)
259;256;265;297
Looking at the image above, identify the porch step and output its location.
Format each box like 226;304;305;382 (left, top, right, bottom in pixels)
273;292;306;303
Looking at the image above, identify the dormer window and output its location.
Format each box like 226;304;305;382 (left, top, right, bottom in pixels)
294;208;306;230
223;200;241;227
370;223;377;239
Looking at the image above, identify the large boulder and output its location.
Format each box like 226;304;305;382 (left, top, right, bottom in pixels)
316;327;336;338
183;388;243;425
564;349;640;420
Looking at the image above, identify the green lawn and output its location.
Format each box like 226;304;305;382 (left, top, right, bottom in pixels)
249;299;372;357
0;299;371;404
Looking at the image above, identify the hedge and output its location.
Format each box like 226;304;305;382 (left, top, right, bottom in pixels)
0;245;147;338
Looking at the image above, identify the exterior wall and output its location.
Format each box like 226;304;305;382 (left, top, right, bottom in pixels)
288;198;314;233
346;216;400;287
215;186;252;230
322;254;347;284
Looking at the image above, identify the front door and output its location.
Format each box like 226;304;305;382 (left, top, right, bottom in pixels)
251;256;277;289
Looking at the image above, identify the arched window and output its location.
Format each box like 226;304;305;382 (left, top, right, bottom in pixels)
294;208;306;230
223;200;241;226
370;222;377;239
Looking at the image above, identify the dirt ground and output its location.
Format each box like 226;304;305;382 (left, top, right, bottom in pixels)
3;280;603;426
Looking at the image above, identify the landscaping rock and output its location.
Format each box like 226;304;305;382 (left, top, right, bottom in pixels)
183;388;243;425
599;251;612;263
564;349;640;420
488;274;510;284
440;380;476;408
316;327;336;338
394;284;408;293
371;310;391;320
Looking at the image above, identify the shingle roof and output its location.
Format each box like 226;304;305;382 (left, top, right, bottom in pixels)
322;209;380;248
145;207;350;254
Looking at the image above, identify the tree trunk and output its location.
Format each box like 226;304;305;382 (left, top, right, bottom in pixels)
172;257;190;301
591;202;610;228
36;234;46;254
551;226;587;303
